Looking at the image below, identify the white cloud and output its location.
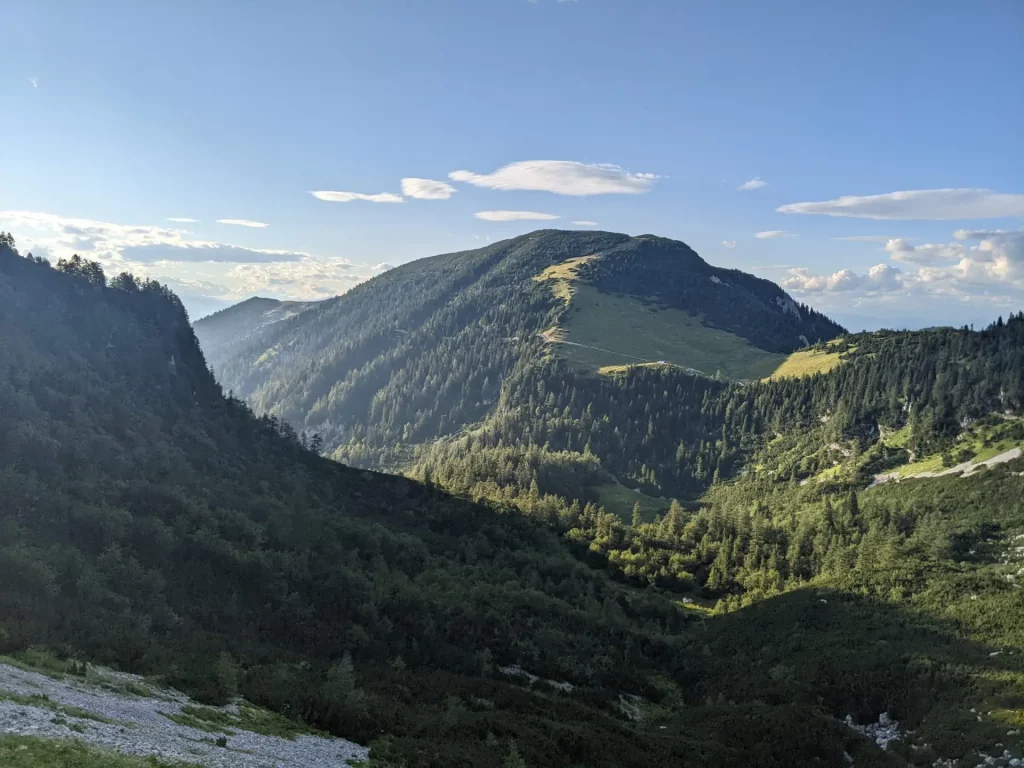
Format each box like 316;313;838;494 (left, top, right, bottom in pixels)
0;210;297;265
474;210;560;222
217;219;268;228
754;230;798;239
572;220;599;227
884;238;965;265
722;240;737;248
450;160;657;196
778;189;1024;220
940;228;1024;286
310;190;404;204
782;228;1024;302
737;177;766;191
28;77;38;88
0;210;394;317
167;217;199;223
400;178;457;200
783;264;906;294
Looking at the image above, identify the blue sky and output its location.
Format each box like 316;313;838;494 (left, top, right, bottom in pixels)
2;0;1022;328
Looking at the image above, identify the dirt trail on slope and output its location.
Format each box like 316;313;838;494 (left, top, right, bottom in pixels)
870;446;1022;488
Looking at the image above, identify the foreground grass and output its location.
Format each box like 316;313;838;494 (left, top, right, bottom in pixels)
0;735;183;767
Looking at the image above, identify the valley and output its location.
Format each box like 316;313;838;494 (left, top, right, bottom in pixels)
2;234;1023;767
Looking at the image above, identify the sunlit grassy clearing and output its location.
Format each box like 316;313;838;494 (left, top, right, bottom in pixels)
767;348;844;380
547;283;785;379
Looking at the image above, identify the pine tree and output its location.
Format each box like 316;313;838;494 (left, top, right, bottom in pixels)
505;739;528;768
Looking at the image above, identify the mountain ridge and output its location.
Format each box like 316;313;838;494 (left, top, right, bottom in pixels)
194;229;845;468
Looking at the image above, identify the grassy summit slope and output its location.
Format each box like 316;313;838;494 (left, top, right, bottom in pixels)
545;281;786;379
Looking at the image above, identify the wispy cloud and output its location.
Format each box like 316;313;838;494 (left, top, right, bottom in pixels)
572;220;599;226
737;177;766;191
0;209;390;316
722;240;737;248
310;190;404;204
167;217;199;223
451;160;657;196
833;235;904;242
1;210;287;264
217;219;268;228
400;178;457;200
474;210;560;222
778;189;1024;220
28;77;38;89
754;230;798;239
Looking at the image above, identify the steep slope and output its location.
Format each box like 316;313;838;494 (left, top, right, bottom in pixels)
4;240;1024;766
194;230;844;470
0;241;902;767
193;296;319;366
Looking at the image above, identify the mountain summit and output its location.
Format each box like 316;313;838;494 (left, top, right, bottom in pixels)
195;230;844;467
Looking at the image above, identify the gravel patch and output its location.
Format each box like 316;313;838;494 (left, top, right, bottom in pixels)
0;663;368;767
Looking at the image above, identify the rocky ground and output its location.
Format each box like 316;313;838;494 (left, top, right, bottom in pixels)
0;662;368;767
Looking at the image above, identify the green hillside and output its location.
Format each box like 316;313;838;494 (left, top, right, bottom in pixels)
4;237;1024;766
194;230;843;475
192;296;320;364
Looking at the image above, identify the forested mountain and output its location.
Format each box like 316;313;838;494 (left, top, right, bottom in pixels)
194;230;844;475
192;296;319;364
3;235;1024;766
0;236;907;767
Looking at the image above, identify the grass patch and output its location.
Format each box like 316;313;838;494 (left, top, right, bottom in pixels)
880;424;913;449
164;703;316;740
0;691;119;725
533;254;598;305
767;348;844;380
0;648;87;680
0;735;184;767
545;283;785;379
594;481;672;521
887;419;1024;478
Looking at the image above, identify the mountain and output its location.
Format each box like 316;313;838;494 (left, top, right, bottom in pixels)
192;296;319;366
0;239;907;767
194;230;844;474
4;239;1024;766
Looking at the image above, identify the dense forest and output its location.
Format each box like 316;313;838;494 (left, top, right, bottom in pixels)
4;232;1024;767
413;319;1024;501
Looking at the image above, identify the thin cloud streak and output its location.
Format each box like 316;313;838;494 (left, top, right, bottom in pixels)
217;219;268;228
778;189;1024;220
737;177;766;191
474;210;560;222
310;191;404;204
451;160;657;196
